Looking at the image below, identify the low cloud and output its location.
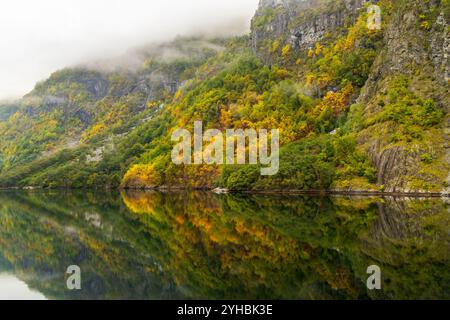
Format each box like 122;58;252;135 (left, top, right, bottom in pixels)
0;0;259;100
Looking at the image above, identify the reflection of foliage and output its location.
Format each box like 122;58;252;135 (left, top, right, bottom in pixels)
0;191;448;300
0;191;180;300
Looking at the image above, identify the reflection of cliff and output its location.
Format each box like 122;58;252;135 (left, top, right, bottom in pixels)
361;197;450;299
0;191;448;299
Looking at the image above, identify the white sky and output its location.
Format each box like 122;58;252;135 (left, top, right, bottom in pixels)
0;0;259;100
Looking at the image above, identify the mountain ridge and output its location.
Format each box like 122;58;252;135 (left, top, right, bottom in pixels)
0;0;448;195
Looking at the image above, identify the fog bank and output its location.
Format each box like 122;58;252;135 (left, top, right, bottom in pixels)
0;0;259;100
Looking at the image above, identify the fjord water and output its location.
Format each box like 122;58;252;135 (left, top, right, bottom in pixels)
0;190;448;300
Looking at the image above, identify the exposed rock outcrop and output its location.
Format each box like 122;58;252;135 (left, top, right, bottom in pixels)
251;0;371;64
251;0;449;194
357;0;449;194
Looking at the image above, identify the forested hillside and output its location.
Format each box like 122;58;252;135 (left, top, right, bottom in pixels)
0;0;448;194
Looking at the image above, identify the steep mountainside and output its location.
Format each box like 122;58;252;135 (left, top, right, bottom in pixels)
0;0;448;194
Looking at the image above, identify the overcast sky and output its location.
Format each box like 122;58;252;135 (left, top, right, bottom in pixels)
0;0;259;100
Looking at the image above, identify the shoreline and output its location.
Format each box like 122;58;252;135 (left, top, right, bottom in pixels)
238;190;448;198
0;186;448;198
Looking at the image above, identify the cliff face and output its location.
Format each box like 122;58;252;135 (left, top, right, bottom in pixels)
251;0;370;64
355;0;449;193
251;0;449;194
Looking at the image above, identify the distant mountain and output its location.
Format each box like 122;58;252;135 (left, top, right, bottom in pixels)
0;0;448;195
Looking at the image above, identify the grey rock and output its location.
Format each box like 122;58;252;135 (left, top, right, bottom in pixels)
250;0;370;64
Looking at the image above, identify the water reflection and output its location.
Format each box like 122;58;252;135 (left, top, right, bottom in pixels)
0;190;448;300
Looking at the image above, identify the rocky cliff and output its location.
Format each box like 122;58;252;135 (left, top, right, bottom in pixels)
355;0;449;193
251;0;449;194
251;0;372;63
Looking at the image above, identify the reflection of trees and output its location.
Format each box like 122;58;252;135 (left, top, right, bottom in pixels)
121;192;449;299
0;191;448;299
0;190;181;300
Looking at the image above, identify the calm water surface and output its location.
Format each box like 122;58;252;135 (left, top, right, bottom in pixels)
0;190;448;300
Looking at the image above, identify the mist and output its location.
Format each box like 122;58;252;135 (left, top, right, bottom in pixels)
0;0;259;100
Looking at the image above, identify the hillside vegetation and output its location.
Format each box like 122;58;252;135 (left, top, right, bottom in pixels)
0;0;448;194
